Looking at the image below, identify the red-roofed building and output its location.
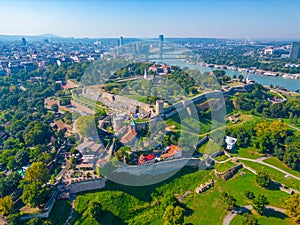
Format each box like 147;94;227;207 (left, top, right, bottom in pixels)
148;64;171;75
120;129;137;144
138;154;156;165
161;145;182;160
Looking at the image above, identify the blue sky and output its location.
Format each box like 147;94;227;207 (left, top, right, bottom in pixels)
0;0;299;39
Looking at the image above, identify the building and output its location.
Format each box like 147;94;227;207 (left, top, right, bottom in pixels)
155;100;164;115
21;37;27;46
264;47;274;55
225;136;237;150
159;34;164;42
138;154;156;165
290;42;300;60
119;36;124;47
160;145;182;160
120;121;137;144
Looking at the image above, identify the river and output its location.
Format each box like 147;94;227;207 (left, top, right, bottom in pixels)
157;58;300;92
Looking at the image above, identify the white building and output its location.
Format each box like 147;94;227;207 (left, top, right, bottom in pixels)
264;47;274;55
225;136;237;150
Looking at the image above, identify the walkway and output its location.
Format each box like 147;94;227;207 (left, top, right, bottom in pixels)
222;205;286;225
237;157;300;181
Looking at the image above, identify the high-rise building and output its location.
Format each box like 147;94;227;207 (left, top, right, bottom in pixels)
290;42;300;60
159;35;164;63
119;36;124;47
159;34;164;42
21;37;27;46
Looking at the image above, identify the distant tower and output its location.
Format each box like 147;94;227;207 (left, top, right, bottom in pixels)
119;36;124;47
159;35;164;63
290;42;300;60
144;69;148;79
155;100;164;115
21;37;27;46
159;34;164;42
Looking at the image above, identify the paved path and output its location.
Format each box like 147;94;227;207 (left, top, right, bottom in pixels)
222;205;252;225
222;205;286;225
237;157;300;181
287;124;300;132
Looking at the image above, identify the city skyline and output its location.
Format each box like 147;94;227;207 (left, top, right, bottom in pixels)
0;0;300;39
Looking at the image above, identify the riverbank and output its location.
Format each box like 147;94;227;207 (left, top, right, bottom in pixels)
168;59;300;92
195;62;300;79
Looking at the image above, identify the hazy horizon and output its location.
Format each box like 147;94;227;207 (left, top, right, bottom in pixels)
1;0;300;39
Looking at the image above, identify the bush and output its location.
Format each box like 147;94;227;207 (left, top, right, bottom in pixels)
244;191;255;200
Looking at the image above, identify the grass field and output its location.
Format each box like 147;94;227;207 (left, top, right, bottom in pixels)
214;160;236;173
72;165;291;225
184;168;289;225
198;139;222;155
263;157;300;178
239;160;300;191
214;154;229;162
230;147;264;159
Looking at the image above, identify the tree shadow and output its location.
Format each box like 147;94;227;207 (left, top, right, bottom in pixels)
96;210;126;225
264;208;287;220
104;166;199;202
178;202;194;217
267;181;281;191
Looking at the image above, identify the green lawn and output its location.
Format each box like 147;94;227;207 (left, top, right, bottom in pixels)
230;147;264;159
71;165;291;225
214;160;236;173
184;168;289;225
263;157;300;178
198;139;222;155
214;154;229;162
239;160;300;191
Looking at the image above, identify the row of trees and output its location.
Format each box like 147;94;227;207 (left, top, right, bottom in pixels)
227;118;299;170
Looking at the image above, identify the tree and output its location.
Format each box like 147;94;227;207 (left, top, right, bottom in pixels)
26;217;52;225
15;148;30;167
256;170;271;188
283;139;300;170
221;192;236;211
84;202;102;218
24;162;50;184
0;172;22;197
244;191;255;200
285;193;300;223
0;196;13;215
7;156;17;170
51;104;59;113
242;213;258;225
253;193;269;214
76;115;98;138
163;205;184;225
21;182;44;207
24;123;52;146
161;192;177;210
